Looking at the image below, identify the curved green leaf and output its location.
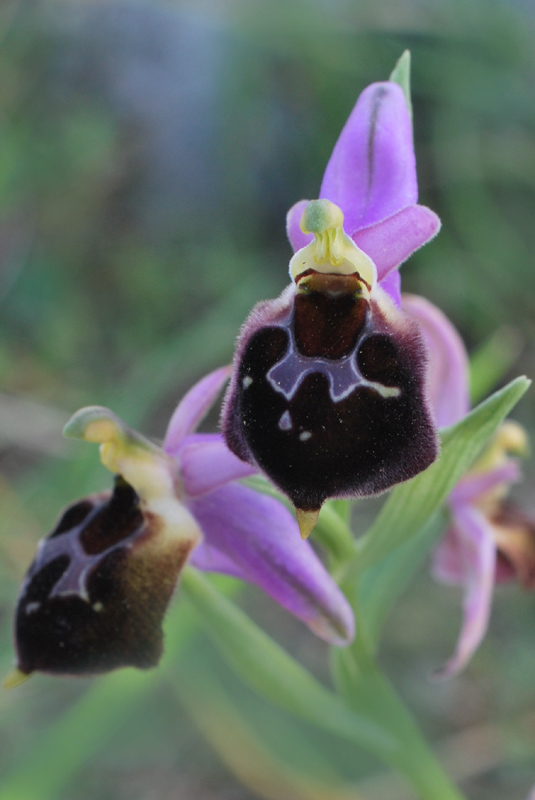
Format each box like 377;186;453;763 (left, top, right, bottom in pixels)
181;569;395;757
349;376;530;578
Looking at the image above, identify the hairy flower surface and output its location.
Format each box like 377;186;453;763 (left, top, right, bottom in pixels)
223;67;440;536
404;294;532;677
8;368;354;683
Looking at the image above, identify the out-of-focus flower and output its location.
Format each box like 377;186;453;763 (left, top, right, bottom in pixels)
7;368;354;685
433;422;530;678
223;61;440;538
404;294;532;677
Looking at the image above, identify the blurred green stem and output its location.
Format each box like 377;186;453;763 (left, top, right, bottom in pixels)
317;514;468;800
314;501;356;568
321;379;532;798
183;569;466;799
332;633;467;800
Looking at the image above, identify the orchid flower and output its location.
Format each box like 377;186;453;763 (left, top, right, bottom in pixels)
403;294;532;677
223;55;440;538
7;367;354;685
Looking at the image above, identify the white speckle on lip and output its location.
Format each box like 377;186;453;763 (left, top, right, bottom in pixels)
299;431;312;442
242;376;253;388
278;411;292;431
373;383;401;399
25;601;41;615
92;601;104;612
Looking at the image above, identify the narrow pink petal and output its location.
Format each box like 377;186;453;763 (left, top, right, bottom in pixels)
432;525;466;585
353;205;441;281
164;366;231;454
402;294;470;428
286;199;313;253
320;82;417;232
188;483;355;645
434;504;496;679
178;433;256;498
451;461;521;505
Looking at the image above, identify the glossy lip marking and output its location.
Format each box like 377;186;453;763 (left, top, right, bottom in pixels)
23;511;138;605
267;335;401;403
278;410;293;431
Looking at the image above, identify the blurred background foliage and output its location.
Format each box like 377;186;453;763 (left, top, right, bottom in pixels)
0;0;534;798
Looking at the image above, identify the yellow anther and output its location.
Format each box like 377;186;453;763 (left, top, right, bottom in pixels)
495;421;529;458
289;199;376;286
81;417;120;445
64;406;176;503
63;406;202;555
472;420;530;474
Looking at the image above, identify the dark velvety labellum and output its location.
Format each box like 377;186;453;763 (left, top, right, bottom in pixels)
14;478;185;676
225;280;437;511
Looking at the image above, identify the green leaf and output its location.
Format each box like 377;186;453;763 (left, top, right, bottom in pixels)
358;513;445;650
389;50;412;117
313;503;356;566
347;376;529;578
181;569;395;757
0;672;157;800
331;646;467;800
172;655;355;799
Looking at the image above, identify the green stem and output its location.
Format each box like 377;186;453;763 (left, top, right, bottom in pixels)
314;502;356;567
332;637;467;800
320;512;467;800
380;686;468;800
329;499;352;524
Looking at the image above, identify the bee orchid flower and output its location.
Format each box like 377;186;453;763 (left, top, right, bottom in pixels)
403;294;532;678
7;368;354;685
223;58;441;537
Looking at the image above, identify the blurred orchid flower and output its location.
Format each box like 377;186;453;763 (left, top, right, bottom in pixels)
403;294;532;677
8;367;354;685
223;56;440;538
